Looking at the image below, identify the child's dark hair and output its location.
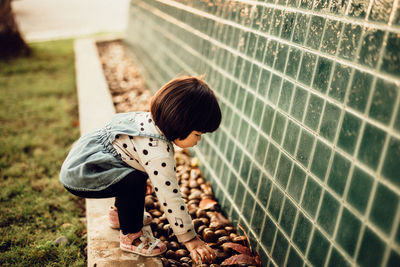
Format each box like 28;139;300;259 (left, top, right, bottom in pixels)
151;76;222;141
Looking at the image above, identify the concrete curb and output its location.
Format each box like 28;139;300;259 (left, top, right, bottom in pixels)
74;38;162;267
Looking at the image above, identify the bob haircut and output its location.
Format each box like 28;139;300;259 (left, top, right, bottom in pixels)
151;76;222;141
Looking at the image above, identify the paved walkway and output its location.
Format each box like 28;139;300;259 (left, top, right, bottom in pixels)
12;0;129;42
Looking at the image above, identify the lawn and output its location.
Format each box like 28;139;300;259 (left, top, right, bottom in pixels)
0;40;86;266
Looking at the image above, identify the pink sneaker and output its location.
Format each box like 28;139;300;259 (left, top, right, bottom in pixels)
109;206;152;229
120;226;166;256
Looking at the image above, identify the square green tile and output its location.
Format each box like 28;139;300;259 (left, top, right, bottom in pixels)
286;47;301;79
338;24;362;60
328;247;352;267
304;94;324;131
311;140;332;181
396;221;400;245
300;0;314;9
358;29;384;68
261;104;275;136
329;63;351;103
336;207;362;256
301;177;322;218
234;181;246;207
291;87;308;122
278;81;294;112
308;229;330;267
265;144;279;176
317;191;340;235
369;183;399;235
281;12;296;40
251;202;266;235
246;126;258;154
306;16;325;50
244;92;255;118
251;5;264;30
313;57;333;94
369;78;398;125
270;9;283;36
255;36;267;62
347;70;373;113
255;135;268;165
395;106;400;132
258;68;271;97
272;112;287;144
252;98;264;126
246;32;258;58
283;120;300;155
238;120;249;145
225;139;235;162
264;40;278;67
261;215;277;251
260;7;274;33
249;64;261;90
357;123;386;170
228;173;238;195
296;129;315;167
233;147;243;171
287;246;304;267
275;44;289;73
388;250;400;267
242;192;255;219
287;0;300;6
228;82;238;104
346;167;373;214
321;19;342;55
337;112;362;155
234;56;244;78
268;74;282;105
293;212;312;253
319;102;341;142
357;227;385;266
258;173;272;207
238;30;249;53
381;33;400;76
280;198;297;236
293;14;310;45
382;137;400;188
276;153;293;188
248;164;261;193
240;155;252;182
272;230;289;266
288;164;307;203
268;185;284;221
240;60;252;85
235;86;246;112
298;52;317;86
327;152;351;196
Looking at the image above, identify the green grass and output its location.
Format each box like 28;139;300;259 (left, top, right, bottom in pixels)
0;40;86;266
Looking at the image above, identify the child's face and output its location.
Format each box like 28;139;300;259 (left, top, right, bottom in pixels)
174;131;203;148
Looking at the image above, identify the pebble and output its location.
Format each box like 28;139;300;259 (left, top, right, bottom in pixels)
53;236;68;246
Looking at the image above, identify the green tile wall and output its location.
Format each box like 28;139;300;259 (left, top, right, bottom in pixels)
125;0;400;266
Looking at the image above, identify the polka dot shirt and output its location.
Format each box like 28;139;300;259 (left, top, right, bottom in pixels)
112;112;196;243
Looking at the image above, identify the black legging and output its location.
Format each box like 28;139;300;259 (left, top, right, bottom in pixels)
65;170;148;235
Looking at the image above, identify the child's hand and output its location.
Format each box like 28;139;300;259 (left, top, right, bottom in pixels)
184;235;216;264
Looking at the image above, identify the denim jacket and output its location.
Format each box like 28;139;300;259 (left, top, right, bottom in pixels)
59;112;172;191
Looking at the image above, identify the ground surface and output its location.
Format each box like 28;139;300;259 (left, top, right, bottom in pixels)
0;40;86;266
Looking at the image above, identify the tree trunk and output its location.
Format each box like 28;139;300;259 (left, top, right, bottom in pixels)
0;0;30;59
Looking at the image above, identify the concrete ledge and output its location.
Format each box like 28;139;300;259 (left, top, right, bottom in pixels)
74;38;162;267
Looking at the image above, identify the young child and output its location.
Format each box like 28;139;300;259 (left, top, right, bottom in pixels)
60;76;221;264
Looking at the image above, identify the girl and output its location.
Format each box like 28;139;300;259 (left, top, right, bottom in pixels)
60;76;221;264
